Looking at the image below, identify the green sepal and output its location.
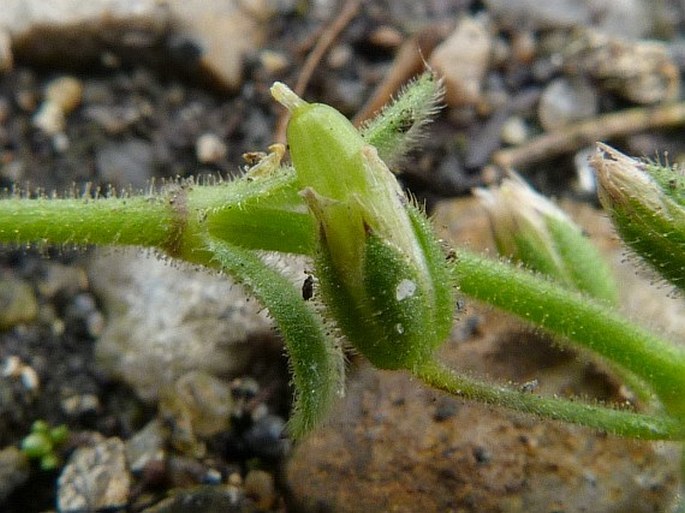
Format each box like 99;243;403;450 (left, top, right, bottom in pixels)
608;201;685;292
315;204;455;370
545;215;618;304
206;238;344;438
360;71;443;167
405;204;456;353
646;162;685;206
592;145;685;293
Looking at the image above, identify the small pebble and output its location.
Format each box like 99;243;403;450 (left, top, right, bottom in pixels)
33;76;83;136
57;437;131;513
52;132;70;153
510;30;536;64
429;16;492;107
45;76;83;114
500;116;529;146
573;147;597;196
196;133;228;164
86;310;105;337
96;138;155;188
125;419;167;473
244;470;276;511
0;276;38;330
368;25;403;49
33;101;66;135
37;263;88;298
258;49;289;75
61;394;101;416
243;413;290;460
19;365;39;391
160;370;233;440
327;44;352;69
203;468;222;485
537;77;598;131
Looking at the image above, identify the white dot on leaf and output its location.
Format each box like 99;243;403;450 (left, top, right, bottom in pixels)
395;279;416;301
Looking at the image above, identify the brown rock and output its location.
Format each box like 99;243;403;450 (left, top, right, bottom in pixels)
0;0;272;92
285;331;680;512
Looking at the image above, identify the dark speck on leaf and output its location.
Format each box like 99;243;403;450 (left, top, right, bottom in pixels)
302;274;314;300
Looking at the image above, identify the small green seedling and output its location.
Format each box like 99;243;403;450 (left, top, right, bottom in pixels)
0;73;684;472
21;420;69;470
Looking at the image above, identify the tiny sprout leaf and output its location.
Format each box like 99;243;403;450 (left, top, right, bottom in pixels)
21;421;69;469
21;432;52;459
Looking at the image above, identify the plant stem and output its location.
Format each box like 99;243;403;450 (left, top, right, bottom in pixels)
3;177;684;439
414;358;684;440
680;446;685;513
452;249;685;421
206;237;343;438
0;169;314;260
0;194;179;249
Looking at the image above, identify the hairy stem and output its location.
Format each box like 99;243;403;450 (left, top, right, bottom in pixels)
206;237;343;438
0;169;313;260
453;249;685;421
414;358;684;440
0;194;180;249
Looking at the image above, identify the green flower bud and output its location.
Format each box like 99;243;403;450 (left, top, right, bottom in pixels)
271;82;455;370
475;174;618;304
591;143;685;292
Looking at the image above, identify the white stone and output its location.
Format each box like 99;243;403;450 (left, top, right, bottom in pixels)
196;132;227;164
0;0;272;91
89;249;279;402
429;17;492;108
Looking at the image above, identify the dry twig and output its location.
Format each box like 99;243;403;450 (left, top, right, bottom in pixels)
492;102;685;169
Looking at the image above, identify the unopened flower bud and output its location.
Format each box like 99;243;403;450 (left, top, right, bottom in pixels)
271;82;455;370
591;143;685;292
476;173;617;304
